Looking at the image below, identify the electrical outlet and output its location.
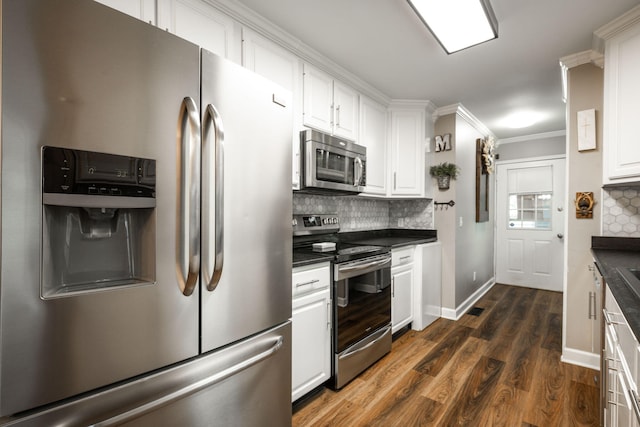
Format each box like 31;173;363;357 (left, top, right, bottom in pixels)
473;271;476;281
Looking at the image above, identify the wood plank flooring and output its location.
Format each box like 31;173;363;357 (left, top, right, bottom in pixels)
292;284;599;427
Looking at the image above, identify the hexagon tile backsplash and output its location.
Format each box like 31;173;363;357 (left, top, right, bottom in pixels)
603;187;640;237
292;193;434;232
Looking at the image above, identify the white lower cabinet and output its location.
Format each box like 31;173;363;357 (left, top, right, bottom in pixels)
292;262;331;402
603;284;640;426
412;242;442;331
391;247;414;334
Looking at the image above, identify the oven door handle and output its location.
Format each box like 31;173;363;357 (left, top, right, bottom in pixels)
336;256;391;280
341;326;390;358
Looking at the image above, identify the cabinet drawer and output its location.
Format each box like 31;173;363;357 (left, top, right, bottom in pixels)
392;246;414;267
292;262;330;297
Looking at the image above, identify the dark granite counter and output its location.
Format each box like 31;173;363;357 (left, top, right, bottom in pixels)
292;229;437;268
292;251;333;268
592;236;640;341
339;228;437;248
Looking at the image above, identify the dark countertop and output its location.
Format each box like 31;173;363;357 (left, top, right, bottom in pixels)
292;228;437;268
338;228;437;248
592;236;640;342
292;251;333;268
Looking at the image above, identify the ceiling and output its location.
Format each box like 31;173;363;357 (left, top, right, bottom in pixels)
234;0;639;140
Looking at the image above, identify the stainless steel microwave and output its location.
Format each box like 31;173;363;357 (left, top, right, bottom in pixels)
299;129;366;194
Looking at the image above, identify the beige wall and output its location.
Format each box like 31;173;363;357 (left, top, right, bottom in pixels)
497;135;566;161
433;113;495;313
564;63;604;357
433;114;457;310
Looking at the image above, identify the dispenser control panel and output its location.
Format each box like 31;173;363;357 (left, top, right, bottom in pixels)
42;146;155;198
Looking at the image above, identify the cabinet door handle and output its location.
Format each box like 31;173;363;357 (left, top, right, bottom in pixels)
588;292;596;320
327;300;331;330
296;279;319;288
393;172;397;190
391;277;395;298
335;105;341;127
603;308;623;325
630;388;640;421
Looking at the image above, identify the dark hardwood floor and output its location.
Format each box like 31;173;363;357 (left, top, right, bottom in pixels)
292;284;599;426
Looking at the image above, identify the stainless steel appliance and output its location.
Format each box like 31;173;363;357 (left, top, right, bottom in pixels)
293;214;392;389
0;1;292;425
299;130;366;194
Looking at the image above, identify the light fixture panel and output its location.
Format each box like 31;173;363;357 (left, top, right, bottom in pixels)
407;0;498;54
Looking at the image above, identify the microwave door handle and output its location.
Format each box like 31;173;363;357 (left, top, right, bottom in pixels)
354;157;363;186
177;97;201;296
202;103;225;292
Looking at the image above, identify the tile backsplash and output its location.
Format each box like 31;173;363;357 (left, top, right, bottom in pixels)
603;187;640;237
292;193;434;232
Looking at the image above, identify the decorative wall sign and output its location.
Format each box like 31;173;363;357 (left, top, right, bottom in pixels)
482;137;495;174
435;134;452;152
575;192;595;219
476;138;489;223
577;109;596;151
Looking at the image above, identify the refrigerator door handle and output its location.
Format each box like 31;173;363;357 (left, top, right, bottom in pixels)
177;97;201;296
92;335;284;427
202;103;225;292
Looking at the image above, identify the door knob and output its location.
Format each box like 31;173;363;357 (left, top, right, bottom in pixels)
557;233;564;239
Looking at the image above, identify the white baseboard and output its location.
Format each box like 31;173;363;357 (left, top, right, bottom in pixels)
561;347;600;371
441;278;496;321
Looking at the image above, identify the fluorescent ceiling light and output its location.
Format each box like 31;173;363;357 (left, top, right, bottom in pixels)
407;0;498;54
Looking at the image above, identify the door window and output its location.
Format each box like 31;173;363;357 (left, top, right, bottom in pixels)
508;192;552;230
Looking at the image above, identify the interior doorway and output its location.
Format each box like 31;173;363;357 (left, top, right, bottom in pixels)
495;157;566;291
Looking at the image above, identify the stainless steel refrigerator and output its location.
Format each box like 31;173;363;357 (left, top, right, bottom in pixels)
0;0;292;425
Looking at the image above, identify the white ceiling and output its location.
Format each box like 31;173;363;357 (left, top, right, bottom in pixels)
234;0;639;140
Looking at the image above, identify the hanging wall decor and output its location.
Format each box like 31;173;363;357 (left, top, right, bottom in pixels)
434;133;452;152
475;138;493;223
575;192;595;219
577;109;596;151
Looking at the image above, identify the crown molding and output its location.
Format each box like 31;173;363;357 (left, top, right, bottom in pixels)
559;50;604;70
558;49;604;102
433;103;495;139
593;4;640;52
497;130;566;145
203;0;391;105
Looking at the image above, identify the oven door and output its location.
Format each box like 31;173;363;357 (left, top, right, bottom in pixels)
334;255;391;353
303;140;365;193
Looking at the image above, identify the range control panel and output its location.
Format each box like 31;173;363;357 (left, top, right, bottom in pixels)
292;214;340;236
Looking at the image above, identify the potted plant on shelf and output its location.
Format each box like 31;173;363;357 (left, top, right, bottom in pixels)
429;162;460;190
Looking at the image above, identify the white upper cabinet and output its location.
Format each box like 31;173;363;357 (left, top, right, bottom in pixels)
241;28;302;189
158;0;239;62
94;0;157;24
359;96;388;196
389;105;426;197
602;12;640;184
332;81;359;140
302;63;359;141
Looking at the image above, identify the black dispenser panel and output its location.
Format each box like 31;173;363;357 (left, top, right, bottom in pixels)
42;146;155;198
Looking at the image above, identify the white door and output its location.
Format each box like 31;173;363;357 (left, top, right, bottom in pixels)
496;158;566;291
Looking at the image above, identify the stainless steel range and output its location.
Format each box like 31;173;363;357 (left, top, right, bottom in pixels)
293;214;392;389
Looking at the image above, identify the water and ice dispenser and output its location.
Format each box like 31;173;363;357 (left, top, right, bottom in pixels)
41;147;156;298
